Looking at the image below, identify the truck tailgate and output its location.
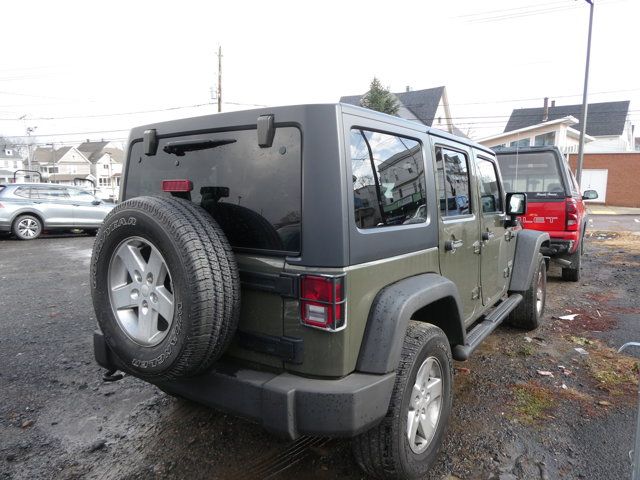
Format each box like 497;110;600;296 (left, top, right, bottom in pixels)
520;198;566;232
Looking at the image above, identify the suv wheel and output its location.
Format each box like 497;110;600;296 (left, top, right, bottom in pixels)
507;253;546;330
352;322;452;479
12;214;42;240
91;196;240;381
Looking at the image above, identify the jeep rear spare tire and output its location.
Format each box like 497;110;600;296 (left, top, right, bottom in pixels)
90;195;240;381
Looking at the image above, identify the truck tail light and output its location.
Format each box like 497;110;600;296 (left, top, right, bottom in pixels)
300;275;346;332
162;179;193;192
0;202;3;208
566;198;578;231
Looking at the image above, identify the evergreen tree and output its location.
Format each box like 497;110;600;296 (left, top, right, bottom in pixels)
360;78;399;116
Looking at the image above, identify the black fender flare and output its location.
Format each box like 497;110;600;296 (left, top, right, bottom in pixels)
356;273;464;375
508;229;550;292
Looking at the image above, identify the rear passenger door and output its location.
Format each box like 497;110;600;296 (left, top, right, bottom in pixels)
31;186;74;226
432;139;482;325
475;154;510;305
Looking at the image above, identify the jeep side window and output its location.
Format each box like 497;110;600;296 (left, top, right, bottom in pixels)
436;147;471;217
476;158;503;213
350;129;426;228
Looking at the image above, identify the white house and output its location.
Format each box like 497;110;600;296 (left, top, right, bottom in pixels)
477;115;595;154
500;100;633;153
0;147;25;183
77;141;123;200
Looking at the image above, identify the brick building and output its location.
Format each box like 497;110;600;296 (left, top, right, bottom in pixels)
568;153;640;208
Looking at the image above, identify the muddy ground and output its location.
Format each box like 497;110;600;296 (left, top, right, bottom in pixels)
1;225;639;480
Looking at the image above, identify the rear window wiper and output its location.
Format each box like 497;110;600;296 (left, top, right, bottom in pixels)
163;139;236;156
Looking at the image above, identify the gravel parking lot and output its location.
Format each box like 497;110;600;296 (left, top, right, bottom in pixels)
1;223;639;480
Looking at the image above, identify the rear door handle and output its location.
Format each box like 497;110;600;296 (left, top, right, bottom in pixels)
482;231;495;241
445;239;464;252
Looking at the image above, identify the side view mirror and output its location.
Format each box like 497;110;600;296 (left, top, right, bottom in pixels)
506;192;527;216
92;199;101;205
582;189;598;200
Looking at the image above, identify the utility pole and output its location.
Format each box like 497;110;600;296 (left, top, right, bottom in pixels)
576;0;594;187
217;46;222;113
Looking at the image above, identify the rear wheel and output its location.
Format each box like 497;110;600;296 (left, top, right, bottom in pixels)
352;322;452;479
561;248;581;282
507;253;546;330
12;214;42;240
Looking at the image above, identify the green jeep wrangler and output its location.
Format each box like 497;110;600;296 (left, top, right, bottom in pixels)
91;104;549;479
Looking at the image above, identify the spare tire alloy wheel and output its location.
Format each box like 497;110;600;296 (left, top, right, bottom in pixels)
14;215;42;240
91;196;240;381
108;237;174;347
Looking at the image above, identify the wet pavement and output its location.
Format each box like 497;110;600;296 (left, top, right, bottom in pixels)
1;226;639;479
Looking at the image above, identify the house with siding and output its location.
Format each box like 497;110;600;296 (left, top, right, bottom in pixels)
0;147;25;183
77;141;123;200
32;141;123;200
501;100;633;153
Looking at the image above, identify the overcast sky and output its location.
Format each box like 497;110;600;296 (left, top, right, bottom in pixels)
1;0;638;147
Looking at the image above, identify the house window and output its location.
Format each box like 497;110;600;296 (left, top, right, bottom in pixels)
436;147;471;217
5;149;13;156
99;177;111;186
509;138;530;148
534;132;556;146
103;164;109;169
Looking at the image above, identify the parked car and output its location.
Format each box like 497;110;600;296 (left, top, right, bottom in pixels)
91;104;548;479
495;146;598;281
0;183;115;240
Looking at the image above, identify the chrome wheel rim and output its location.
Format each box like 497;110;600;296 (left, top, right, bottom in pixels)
407;356;443;454
108;236;174;347
18;218;40;238
536;268;545;316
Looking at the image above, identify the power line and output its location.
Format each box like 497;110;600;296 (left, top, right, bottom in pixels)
0;100;268;121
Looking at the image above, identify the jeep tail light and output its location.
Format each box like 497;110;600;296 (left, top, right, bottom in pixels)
162;179;193;192
300;275;346;332
566;198;578;231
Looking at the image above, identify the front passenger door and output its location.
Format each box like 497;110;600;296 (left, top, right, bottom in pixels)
476;155;509;305
67;188;103;227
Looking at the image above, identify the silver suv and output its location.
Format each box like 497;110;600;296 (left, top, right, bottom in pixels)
0;183;115;240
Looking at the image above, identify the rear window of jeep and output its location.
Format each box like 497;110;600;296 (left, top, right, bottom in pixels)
125;127;301;254
497;151;565;198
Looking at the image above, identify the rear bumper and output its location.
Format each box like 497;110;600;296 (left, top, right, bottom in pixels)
93;331;395;439
541;231;580;256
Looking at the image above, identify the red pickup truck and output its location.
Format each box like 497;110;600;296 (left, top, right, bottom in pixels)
495;146;598;281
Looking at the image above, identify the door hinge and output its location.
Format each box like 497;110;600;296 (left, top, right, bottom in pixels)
473;240;482;254
471;286;481;300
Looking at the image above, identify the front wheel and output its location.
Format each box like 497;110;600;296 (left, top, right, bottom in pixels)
352;322;453;479
12;214;42;240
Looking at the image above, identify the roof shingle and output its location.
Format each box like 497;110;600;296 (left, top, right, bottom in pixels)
504;101;630;137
